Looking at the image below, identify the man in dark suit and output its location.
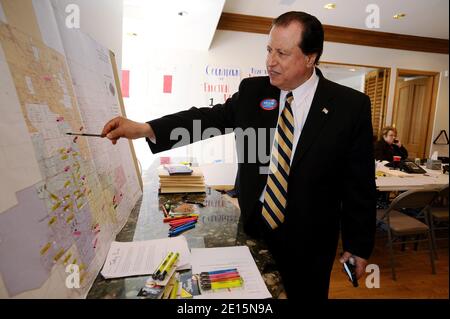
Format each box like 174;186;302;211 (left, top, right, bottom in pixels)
102;11;376;300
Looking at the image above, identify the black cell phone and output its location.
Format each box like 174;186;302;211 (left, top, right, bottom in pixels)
343;256;359;287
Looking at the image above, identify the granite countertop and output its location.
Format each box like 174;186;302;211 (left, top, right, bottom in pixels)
87;159;285;299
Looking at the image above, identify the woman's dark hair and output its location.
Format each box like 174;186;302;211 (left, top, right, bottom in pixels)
272;11;324;65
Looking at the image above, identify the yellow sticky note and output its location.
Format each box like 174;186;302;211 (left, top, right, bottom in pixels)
53;249;65;262
63;253;73;265
66;214;74;223
48;216;57;225
40;242;52;255
51;202;61;211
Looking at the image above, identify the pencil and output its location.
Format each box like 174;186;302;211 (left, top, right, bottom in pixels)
161;205;169;217
66;132;105;137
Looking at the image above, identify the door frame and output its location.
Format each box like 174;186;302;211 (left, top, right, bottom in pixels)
392;68;440;158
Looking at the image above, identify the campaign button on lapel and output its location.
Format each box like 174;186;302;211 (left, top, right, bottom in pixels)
260;98;278;111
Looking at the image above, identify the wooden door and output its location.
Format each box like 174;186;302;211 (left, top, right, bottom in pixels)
392;76;433;159
364;69;389;138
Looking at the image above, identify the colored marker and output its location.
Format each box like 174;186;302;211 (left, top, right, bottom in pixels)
201;275;242;284
169;222;197;230
170;220;197;231
168;223;196;237
169;220;197;231
169;224;196;233
166;216;198;223
201;276;241;284
158;252;179;281
152;252;173;280
201;273;241;282
163;214;199;223
201;278;243;290
169;217;198;227
201;271;239;278
168;216;198;223
200;268;238;276
169;210;195;215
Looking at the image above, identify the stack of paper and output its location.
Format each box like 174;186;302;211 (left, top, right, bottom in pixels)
158;166;206;193
100;236;191;279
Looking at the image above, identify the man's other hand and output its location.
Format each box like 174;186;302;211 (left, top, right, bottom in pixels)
101;116;154;145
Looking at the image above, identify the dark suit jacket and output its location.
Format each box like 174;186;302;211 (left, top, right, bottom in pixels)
147;68;376;262
374;139;409;162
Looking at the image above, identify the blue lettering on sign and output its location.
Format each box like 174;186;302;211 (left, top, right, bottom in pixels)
260;98;278;110
205;65;240;78
249;67;268;76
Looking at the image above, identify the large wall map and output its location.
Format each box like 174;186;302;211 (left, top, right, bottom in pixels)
0;0;141;298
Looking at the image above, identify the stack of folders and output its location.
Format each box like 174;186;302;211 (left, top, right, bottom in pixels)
158;164;206;194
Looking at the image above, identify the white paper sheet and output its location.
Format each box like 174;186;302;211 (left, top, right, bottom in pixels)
191;246;272;299
101;236;190;279
376;161;449;191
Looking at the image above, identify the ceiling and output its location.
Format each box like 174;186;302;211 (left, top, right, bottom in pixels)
123;0;225;50
123;0;449;51
224;0;449;39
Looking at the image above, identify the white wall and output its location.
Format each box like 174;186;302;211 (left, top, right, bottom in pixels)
324;73;365;92
56;0;123;70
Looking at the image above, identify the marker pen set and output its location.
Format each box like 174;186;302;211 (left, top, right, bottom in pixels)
199;268;244;291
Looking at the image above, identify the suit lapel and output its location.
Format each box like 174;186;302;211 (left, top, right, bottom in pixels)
256;82;280;129
291;74;335;169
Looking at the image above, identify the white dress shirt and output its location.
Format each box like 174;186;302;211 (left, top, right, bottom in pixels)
259;68;320;202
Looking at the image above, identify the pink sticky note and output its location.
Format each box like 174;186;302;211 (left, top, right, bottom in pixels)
122;70;130;98
163;75;172;93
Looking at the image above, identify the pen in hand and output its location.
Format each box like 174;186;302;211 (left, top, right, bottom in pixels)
66;132;105;137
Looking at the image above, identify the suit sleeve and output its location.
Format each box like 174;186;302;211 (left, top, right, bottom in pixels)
145;82;242;154
341;95;377;260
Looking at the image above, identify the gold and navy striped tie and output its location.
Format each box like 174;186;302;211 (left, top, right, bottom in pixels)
262;92;294;229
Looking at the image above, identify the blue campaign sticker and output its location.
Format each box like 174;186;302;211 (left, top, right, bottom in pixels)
260;98;278;111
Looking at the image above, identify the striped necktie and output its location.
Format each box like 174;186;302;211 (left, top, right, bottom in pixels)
262;91;294;229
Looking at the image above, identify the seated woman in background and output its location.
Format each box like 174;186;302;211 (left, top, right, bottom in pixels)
374;126;409;161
